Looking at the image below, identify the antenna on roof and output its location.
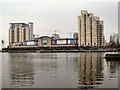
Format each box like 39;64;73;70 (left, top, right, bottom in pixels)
54;30;59;34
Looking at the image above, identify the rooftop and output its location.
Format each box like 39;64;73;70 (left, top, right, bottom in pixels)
9;23;28;25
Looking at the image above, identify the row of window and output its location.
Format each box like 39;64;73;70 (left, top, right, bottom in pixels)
10;28;28;43
24;28;26;41
84;15;86;45
12;30;14;43
17;29;19;42
81;42;97;46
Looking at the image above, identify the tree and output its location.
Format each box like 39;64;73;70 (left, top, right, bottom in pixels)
1;40;4;48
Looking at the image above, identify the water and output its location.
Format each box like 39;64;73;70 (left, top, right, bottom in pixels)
1;52;119;89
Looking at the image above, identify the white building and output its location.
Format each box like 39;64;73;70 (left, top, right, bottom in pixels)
28;22;34;40
110;33;119;44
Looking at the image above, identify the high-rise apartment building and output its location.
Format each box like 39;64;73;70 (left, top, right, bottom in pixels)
78;10;105;47
9;23;33;46
28;22;34;40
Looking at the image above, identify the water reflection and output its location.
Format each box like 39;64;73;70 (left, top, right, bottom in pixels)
106;59;120;79
78;53;104;89
9;53;34;88
2;52;119;88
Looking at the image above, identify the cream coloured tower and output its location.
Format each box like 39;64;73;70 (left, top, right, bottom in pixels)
9;23;31;46
78;10;105;47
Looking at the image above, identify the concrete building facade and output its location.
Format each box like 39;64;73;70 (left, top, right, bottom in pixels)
78;10;105;47
9;23;31;46
38;36;52;47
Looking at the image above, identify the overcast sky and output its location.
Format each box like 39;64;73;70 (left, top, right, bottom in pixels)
0;0;119;49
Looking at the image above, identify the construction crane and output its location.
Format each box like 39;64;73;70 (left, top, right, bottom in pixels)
52;30;59;34
51;30;61;39
50;30;59;36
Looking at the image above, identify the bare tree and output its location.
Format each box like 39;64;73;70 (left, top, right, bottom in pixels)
1;40;4;48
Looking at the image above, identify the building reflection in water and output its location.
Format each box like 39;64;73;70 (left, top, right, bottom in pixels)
106;59;120;78
78;53;104;89
9;53;34;88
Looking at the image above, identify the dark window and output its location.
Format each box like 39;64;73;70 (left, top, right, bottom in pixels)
17;28;19;42
12;29;14;43
42;39;47;45
23;28;26;41
84;15;86;45
90;17;92;45
80;19;81;45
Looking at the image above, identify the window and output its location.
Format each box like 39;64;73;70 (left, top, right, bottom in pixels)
23;28;26;41
82;43;84;46
87;14;90;17
42;39;47;45
12;29;14;43
88;43;90;46
17;28;19;42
